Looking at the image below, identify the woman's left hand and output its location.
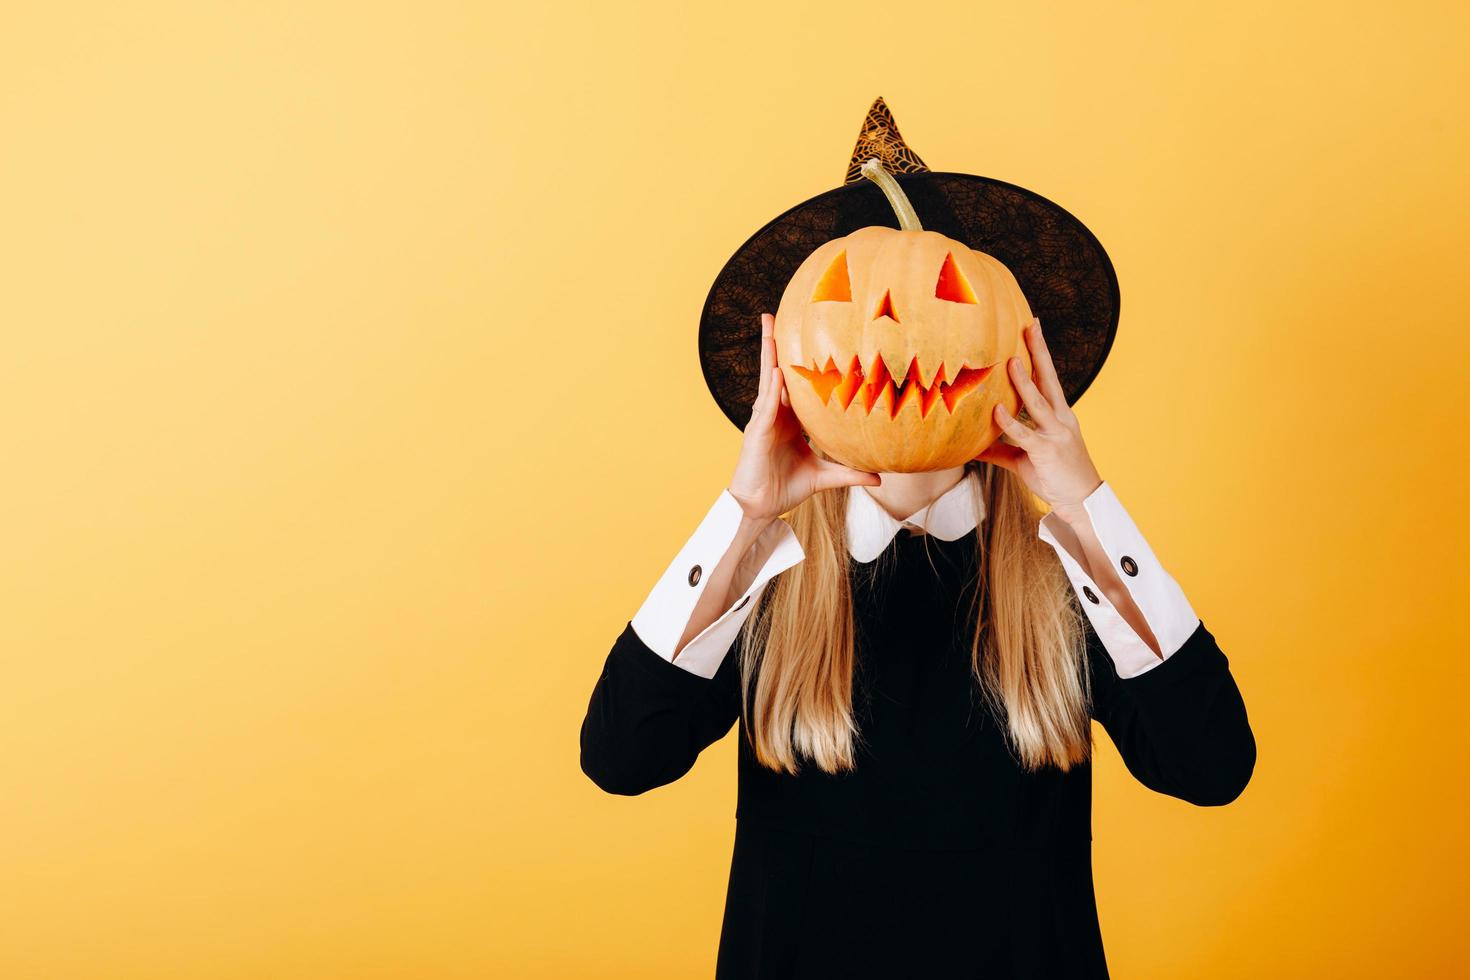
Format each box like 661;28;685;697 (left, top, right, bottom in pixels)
974;317;1104;522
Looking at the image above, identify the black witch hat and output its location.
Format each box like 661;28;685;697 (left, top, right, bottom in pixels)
698;97;1120;430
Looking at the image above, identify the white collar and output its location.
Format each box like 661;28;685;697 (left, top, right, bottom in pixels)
845;472;985;563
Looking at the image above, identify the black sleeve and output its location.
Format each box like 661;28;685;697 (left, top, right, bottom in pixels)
1086;615;1257;806
578;621;744;796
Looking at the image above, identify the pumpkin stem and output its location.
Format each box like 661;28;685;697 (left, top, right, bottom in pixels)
859;157;923;232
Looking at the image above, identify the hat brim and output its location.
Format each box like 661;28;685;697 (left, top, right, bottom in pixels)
698;171;1120;430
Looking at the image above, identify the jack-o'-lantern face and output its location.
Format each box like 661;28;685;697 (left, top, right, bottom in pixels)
774;224;1033;473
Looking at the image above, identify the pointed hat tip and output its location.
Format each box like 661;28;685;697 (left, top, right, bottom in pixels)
845;96;930;183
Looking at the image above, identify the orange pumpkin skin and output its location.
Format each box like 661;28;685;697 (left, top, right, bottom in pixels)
774;225;1034;473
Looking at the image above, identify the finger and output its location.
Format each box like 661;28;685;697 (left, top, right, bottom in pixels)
748;366;780;432
765;363;787;411
1008;352;1058;430
994;401;1039;448
812;459;882;491
756;313;773;404
765;318;787;410
1026;317;1069;411
761;365;781;415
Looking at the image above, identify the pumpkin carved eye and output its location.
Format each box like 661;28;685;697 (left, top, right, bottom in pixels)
810;250;851;302
935;252;979;304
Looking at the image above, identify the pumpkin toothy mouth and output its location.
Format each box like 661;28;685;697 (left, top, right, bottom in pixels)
791;354;997;420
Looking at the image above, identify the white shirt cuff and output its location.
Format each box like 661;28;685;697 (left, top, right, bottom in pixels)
1036;480;1202;679
630;489;806;679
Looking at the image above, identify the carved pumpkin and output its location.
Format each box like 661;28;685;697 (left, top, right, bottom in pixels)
774;158;1034;473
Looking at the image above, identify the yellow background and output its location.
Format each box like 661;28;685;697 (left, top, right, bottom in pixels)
2;1;1466;976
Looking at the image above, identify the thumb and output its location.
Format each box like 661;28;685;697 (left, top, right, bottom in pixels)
975;441;1023;472
812;460;882;492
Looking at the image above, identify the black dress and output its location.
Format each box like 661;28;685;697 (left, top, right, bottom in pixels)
580;525;1255;978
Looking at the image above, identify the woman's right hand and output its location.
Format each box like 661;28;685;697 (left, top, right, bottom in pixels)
727;313;881;523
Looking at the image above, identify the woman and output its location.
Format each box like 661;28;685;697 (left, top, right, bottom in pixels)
580;312;1256;978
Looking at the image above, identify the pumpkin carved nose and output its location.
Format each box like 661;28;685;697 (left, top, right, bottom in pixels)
872;289;899;322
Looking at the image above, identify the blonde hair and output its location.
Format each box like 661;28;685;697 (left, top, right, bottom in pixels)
736;459;1093;774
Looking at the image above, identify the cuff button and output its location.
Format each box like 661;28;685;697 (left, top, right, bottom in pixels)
688;564;703;586
1082;585;1100;604
1120;555;1138;576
